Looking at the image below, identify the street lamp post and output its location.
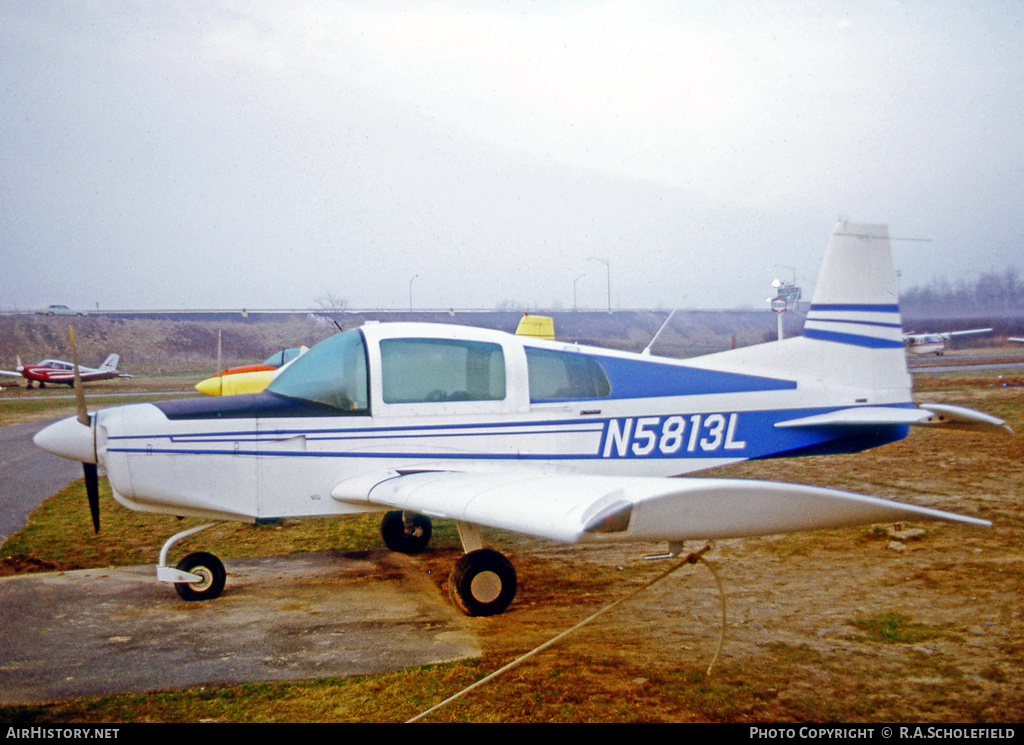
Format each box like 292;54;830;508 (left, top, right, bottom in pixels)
409;275;418;311
573;274;585;312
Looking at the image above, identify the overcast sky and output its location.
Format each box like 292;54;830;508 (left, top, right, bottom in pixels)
2;1;1022;312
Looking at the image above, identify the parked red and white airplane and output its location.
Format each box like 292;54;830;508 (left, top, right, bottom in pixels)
1;354;131;388
903;328;992;356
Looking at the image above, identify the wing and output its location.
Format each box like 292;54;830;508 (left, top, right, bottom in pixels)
332;470;989;544
948;328;993;337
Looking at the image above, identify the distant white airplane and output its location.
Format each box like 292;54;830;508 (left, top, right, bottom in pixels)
35;222;1007;616
903;328;993;356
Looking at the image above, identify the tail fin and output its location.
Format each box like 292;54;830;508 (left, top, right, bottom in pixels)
99;354;119;371
702;221;911;401
803;223;904;350
800;222;909;394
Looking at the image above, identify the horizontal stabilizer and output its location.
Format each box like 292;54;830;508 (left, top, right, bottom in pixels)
332;470;989;544
775;407;931;429
775;404;1010;434
916;403;1013;433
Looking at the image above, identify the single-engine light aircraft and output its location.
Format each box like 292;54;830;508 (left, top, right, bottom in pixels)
195;347;309;396
2;354;131;389
34;223;1008;616
903;328;993;356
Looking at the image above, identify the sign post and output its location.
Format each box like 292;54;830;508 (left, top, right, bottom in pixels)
771;296;787;342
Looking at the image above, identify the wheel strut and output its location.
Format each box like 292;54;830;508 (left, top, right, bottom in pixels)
155;523;226;601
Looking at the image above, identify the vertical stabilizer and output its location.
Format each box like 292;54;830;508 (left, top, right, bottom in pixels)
697;222;911;400
802;223;904;350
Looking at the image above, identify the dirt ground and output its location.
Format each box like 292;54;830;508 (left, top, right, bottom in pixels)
413;378;1024;722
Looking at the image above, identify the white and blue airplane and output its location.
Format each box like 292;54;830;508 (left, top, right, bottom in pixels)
34;222;1008;616
903;328;993;356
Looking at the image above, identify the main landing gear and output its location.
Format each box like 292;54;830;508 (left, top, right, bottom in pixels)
150;512;518;615
380;510;518;617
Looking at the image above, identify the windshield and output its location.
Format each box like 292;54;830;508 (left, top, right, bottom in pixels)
267;329;369;413
261;347;303;367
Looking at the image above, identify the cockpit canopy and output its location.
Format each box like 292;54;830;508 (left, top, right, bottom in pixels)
261;347;304;368
265;325;619;413
267;329;369;412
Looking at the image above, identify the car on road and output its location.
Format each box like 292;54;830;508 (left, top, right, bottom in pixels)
38;305;86;316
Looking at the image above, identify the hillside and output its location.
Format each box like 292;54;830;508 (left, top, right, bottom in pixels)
0;309;795;375
4;306;1019;378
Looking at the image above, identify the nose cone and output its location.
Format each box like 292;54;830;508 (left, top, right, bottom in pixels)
34;415;96;464
195;376;223;396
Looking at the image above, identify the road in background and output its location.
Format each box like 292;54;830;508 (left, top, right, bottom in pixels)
0;419;81;544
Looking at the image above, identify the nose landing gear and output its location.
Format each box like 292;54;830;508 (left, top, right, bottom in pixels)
173;551;226;601
156;523;226;601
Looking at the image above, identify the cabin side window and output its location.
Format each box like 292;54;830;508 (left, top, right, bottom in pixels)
267;329;369;413
380;338;506;403
526;347;611;401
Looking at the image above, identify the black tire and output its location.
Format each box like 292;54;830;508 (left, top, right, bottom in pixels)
380;510;433;554
448;548;517;617
174;551;226;601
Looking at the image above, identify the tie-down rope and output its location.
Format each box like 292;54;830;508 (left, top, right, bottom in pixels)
407;544;725;723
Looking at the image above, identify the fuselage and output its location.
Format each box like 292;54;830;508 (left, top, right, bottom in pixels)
83;322;913;524
905;335;945;356
19;360;121;385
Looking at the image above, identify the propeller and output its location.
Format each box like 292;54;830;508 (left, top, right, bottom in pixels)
69;327;101;533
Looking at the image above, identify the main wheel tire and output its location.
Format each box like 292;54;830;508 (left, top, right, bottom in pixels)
380;510;433;554
448;548;517;617
174;551;226;601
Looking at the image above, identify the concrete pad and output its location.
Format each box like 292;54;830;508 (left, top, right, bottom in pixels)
0;550;480;705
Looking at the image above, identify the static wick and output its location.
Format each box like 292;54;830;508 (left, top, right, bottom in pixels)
407;544;725;723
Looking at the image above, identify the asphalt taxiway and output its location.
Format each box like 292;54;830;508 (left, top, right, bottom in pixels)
0;550;479;705
0;419;81;543
0;420;479;706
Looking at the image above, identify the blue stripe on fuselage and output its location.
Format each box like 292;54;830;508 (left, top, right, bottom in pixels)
106;405;911;463
583;354;795;401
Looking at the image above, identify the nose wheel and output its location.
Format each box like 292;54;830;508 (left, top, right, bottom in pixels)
173;551;226;601
156;523;227;601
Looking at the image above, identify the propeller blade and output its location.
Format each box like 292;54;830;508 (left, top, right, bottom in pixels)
69;327;98;532
83;462;100;533
69;327;88;427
